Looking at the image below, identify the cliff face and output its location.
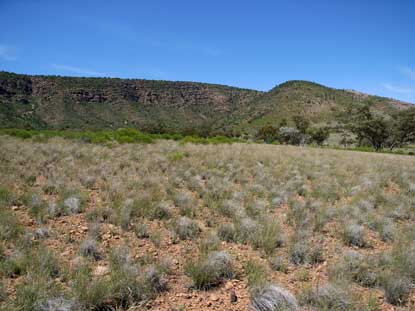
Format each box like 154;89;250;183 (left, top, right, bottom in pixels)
0;71;411;133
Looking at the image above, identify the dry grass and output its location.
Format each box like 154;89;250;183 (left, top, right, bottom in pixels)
1;136;415;310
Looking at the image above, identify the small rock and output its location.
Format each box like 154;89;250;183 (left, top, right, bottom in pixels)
210;294;219;301
94;265;108;276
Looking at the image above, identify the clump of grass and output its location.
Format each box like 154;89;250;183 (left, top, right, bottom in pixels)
329;250;378;288
380;272;412;306
172;217;200;240
35;297;79;311
244;260;268;288
299;284;353;311
270;255;288;273
135;222;150;238
142;264;169;293
33;227;50;240
198;231;220;256
217;222;236;242
1;250;30;277
0;207;22;241
151;201;173;220
86;206;114;223
235;217;258;243
289;240;324;265
185;251;234;289
250;218;284;255
14;273;66;311
341;223;366;247
79;239;101;260
250;284;299;311
72;265;112;310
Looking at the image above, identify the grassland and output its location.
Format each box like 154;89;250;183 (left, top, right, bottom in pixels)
1;136;415;310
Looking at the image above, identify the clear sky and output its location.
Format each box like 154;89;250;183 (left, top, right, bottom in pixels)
1;0;414;102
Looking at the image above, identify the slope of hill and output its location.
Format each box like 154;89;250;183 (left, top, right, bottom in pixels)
0;71;411;133
230;81;411;132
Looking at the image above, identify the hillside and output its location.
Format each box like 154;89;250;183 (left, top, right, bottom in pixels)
0;71;411;133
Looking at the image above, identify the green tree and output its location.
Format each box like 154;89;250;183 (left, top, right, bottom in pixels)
350;105;391;151
256;125;278;144
309;127;330;146
292;115;310;134
387;107;415;149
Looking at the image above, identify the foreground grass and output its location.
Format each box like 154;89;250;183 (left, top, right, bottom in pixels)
1;136;415;310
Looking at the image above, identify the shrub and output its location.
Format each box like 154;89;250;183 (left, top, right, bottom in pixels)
279;127;303;145
342;223;366;247
250;284;299;311
185;251;234;289
173;217;200;240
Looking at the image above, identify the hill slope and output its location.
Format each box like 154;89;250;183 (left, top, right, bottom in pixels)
0;71;411;133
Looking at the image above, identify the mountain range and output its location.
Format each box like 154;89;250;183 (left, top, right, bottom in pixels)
0;71;411;134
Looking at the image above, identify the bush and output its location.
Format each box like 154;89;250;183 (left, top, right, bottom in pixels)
250;284;299;311
185;251;234;289
278;127;303;145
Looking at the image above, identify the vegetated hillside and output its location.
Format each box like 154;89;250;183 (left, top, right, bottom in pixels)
0;71;411;133
0;71;262;132
2;136;415;310
231;81;411;132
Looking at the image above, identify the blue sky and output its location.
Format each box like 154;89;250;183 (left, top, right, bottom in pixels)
0;0;414;102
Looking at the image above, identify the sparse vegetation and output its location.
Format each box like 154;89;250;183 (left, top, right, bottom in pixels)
1;135;415;310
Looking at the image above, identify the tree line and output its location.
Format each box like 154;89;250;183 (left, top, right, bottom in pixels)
255;104;415;151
